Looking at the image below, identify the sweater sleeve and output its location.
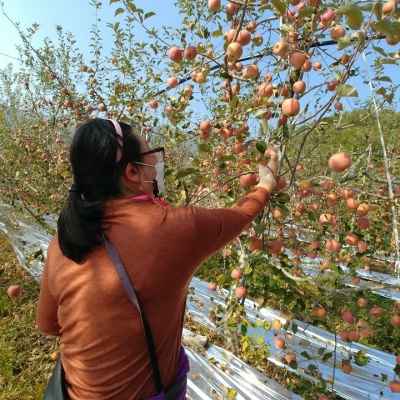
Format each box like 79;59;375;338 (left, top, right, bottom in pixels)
183;186;269;262
36;238;62;336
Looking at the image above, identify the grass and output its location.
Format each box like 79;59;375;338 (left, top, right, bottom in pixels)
0;233;59;399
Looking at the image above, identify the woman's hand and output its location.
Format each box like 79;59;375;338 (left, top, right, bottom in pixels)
256;147;279;192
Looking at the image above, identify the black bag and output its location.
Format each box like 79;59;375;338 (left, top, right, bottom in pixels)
42;355;69;400
163;375;187;400
42;355;185;400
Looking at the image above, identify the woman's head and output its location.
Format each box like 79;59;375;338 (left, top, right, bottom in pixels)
58;118;158;262
70;119;143;201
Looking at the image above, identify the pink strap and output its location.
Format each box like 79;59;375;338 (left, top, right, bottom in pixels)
107;119;123;162
133;195;169;207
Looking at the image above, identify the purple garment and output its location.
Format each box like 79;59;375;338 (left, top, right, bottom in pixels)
144;345;189;400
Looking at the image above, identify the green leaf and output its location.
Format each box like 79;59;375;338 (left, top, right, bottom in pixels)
219;71;232;80
259;4;271;12
271;0;286;15
393;22;400;38
175;167;198;180
298;6;316;18
261;119;268;134
322;351;333;362
337;4;364;30
255;109;268;119
255;141;268;154
33;249;43;259
299;339;310;347
268;278;276;289
212;30;222;38
384;92;395;105
144;12;156;20
307;211;316;221
381;58;398;65
354;353;369;366
280;23;294;33
292;323;298;335
115;7;125;16
308;364;317;371
373;76;392;82
301;351;311;359
374;2;383;20
373;46;387;57
335;84;358;97
360;3;374;12
274;192;290;203
198;143;212;153
371;20;394;37
192;174;210;185
241;324;247;336
276;204;290;217
254;223;266;235
394;364;400;377
110;0;119;3
219;154;236;161
336;37;352;50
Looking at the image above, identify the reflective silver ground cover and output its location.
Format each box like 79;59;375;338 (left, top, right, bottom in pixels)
187;279;399;400
0;203;398;399
182;329;302;400
298;254;400;301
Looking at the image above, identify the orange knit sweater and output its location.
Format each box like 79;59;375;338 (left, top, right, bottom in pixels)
36;188;269;399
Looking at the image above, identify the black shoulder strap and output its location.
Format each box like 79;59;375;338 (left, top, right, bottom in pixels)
102;232;163;395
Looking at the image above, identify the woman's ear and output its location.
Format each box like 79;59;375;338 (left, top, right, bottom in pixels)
123;163;142;184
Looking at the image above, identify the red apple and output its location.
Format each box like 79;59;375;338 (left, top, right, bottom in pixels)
240;173;257;187
184;46;197;61
329;152;351;172
357;298;368;307
273;40;289;57
281;98;300;117
7;285;22;298
168;46;183;63
274;337;286;349
313;307;327;318
330;24;346;42
208;0;221;12
226;43;243;60
235;286;247;298
369;306;382;318
342;309;355;324
290;51;306;69
231;268;243;280
292;80;306;94
389;380;400;393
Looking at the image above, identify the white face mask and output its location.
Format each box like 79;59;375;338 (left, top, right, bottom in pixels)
135;161;165;196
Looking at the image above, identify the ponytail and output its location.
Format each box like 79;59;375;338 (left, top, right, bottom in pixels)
58;191;103;262
57;119;142;263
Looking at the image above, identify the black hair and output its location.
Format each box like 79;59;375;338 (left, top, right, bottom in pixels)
57;119;142;262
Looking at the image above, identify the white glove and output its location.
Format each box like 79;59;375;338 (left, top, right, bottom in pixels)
258;147;279;187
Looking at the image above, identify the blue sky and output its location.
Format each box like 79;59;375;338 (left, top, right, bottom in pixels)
0;0;398;117
0;1;179;69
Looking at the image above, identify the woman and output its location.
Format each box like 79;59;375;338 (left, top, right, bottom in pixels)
36;118;279;399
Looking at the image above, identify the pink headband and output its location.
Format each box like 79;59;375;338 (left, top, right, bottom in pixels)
107;119;123;162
